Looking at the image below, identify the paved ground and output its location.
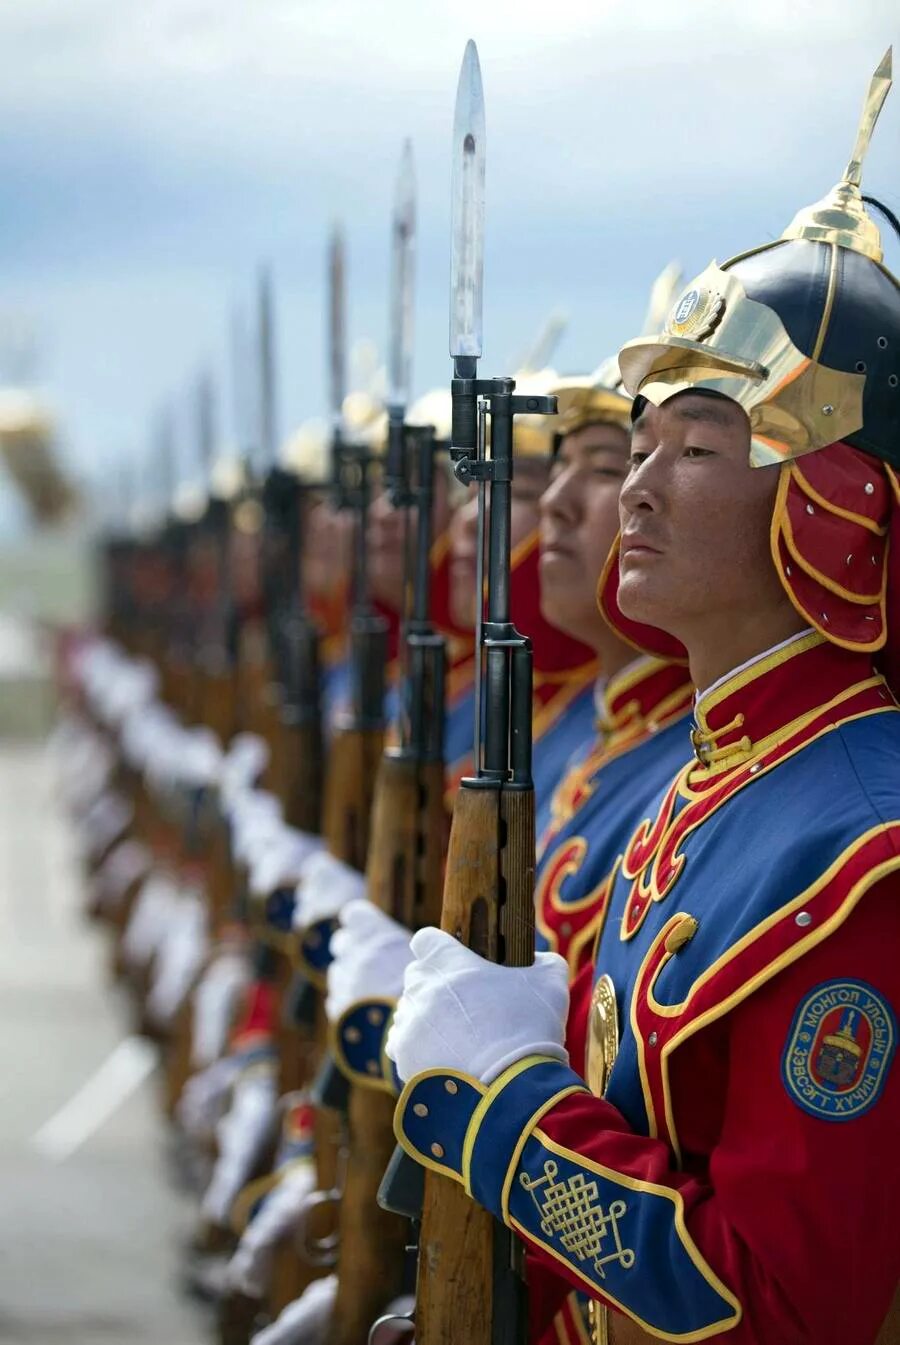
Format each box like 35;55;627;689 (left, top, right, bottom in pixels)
0;742;208;1345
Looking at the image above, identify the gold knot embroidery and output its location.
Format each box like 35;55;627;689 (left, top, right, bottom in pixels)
519;1160;635;1279
690;712;752;769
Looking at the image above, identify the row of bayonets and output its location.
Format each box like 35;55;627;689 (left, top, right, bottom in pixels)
108;43;582;541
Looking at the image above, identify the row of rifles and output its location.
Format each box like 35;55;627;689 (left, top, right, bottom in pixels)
67;41;549;1345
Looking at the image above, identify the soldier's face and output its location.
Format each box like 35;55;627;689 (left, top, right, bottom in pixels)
539;423;630;646
368;473;452;613
304;501;352;598
449;458;550;628
617;394;790;647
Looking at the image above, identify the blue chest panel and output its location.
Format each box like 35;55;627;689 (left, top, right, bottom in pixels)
535;716;692;952
595;710;900;1136
533;685;597;835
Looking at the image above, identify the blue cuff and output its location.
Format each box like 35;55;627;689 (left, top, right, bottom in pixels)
296;916;338;987
332;998;399;1094
264;885;297;933
394;1067;484;1184
393;1055;584;1193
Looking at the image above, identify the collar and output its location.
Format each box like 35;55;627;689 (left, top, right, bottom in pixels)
690;630;884;773
598;656;694;749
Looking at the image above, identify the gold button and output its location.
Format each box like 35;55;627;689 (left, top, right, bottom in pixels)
366;1060;379;1074
413;1102;429;1117
430;1142;444;1159
367;1007;384;1026
345;1027;362;1044
444;1080;458;1095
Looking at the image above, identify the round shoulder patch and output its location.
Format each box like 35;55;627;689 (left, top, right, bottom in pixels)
782;979;896;1122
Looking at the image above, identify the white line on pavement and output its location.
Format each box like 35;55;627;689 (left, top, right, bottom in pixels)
30;1035;158;1162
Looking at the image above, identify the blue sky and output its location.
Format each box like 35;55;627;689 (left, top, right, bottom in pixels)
0;0;897;525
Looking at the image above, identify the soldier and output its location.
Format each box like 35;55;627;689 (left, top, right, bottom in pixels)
387;53;900;1345
534;320;694;980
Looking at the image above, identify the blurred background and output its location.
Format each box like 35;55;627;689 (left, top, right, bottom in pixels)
0;3;896;1343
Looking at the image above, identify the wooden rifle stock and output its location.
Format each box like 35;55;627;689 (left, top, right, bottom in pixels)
328;752;446;1345
321;724;385;872
413;783;534;1345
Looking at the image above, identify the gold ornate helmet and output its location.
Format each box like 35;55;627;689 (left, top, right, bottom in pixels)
618;50;899;469
280;418;331;485
600;53;900;685
553;262;683;440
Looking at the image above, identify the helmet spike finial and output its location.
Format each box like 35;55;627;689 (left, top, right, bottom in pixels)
844;46;892;189
781;48;893;264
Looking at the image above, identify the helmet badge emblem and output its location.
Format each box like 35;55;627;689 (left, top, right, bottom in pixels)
668;287;725;341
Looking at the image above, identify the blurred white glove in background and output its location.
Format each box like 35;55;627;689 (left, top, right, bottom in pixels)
250;1274;337;1345
326;899;413;1023
225;1162;317;1298
293;851;366;930
201;1067;278;1227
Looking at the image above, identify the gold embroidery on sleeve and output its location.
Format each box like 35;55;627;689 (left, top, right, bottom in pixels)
519;1160;635;1280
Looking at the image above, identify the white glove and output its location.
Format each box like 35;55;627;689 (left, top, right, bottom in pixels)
177;1054;242;1138
225;1162;317;1298
201;1067;279;1227
220;734;270;809
82;791;132;859
326;900;413;1023
250;1274;337;1345
230;791;284;866
177;727;223;790
190;950;251;1069
385;927;570;1086
122;872;181;970
249;829;324;898
293;851;366;930
146;891;209;1028
94;839;152;913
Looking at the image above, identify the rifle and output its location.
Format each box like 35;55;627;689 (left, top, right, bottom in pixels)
320;226;389;869
328;140;450;1343
271;468;324;836
332;418;448;1345
382;42;556;1345
199;437;243;935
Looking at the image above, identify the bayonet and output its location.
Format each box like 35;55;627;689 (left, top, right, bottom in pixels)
385;139;417;502
156;405;177;517
328;224;347;438
449;39;485;365
230;303;250;463
196;371;215;480
388;139;416;409
257;266;278;472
